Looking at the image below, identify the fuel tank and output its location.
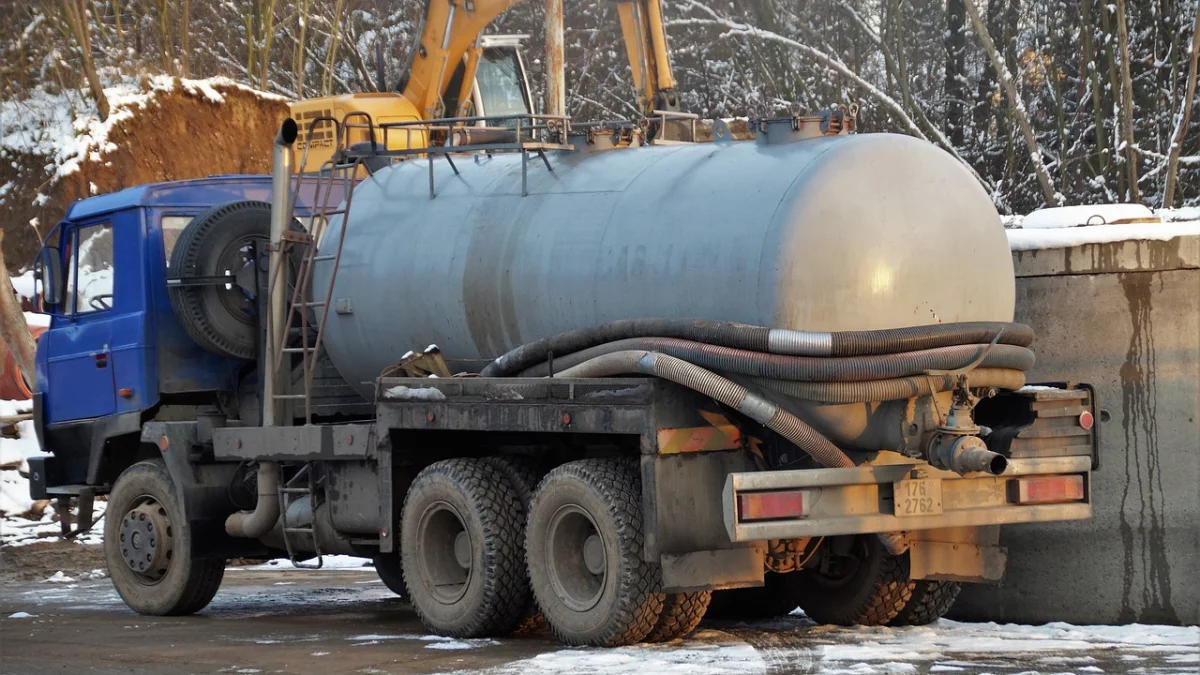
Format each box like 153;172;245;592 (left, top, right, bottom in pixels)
314;133;1014;394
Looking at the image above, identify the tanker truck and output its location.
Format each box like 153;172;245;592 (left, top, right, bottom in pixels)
24;110;1099;646
23;0;1097;648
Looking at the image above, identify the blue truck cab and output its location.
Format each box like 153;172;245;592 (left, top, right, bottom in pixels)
29;175;328;495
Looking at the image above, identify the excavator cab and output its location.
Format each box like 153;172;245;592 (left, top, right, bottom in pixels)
288;35;534;171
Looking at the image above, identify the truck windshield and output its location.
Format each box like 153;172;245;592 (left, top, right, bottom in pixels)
476;48;529;126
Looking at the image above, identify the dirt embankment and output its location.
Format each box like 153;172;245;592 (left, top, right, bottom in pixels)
0;540;107;581
1;83;288;273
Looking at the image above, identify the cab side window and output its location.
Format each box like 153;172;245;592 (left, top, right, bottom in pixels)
161;215;193;265
66;223;115;314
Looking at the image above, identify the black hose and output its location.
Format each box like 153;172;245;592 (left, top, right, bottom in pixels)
520;337;1035;382
481;319;1033;376
748;368;1027;403
481;318;770;377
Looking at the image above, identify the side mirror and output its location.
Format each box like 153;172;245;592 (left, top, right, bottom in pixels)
34;246;62;308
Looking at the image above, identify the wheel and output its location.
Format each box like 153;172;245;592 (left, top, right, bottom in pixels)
482;455;548;633
526;458;663;647
373;552;407;600
793;535;913;626
167;200;300;360
704;572;803;620
646;592;710;642
103;460;225;615
888;579;961;626
400;458;529;637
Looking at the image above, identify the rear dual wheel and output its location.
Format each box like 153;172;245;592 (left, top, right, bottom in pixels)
400;458;530;637
525;459;669;646
402;456;704;645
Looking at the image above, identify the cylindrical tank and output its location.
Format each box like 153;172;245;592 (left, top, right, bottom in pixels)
314;133;1013;394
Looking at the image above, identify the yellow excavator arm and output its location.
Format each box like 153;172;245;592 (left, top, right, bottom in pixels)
402;0;680;119
289;0;686;165
614;0;680;116
400;0;523;118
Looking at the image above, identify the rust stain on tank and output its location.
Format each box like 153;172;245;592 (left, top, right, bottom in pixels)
1116;271;1178;624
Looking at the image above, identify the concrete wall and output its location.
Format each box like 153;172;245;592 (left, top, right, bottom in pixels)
952;235;1199;625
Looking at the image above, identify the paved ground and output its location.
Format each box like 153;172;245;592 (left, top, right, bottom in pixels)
0;559;1196;675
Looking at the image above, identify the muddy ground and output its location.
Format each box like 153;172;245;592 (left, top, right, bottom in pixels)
0;544;1196;675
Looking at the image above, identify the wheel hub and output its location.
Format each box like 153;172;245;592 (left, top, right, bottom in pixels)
416;502;473;604
546;505;607;612
119;499;173;582
583;534;605;575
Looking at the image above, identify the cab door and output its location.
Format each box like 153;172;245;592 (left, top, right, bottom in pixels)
43;219;118;422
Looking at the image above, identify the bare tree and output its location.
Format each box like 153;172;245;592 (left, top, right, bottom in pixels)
1114;0;1140;202
963;0;1061;206
0;232;37;393
1164;3;1200;207
59;0;110;120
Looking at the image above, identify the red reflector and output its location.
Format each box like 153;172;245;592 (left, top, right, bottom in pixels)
1013;475;1085;504
737;490;807;521
1079;410;1095;430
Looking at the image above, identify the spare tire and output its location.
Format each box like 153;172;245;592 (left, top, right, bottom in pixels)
168;200;299;360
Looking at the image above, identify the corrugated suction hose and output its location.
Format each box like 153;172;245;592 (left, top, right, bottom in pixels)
556;350;856;469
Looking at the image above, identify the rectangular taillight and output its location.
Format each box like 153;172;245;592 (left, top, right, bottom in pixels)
737;490;808;521
1009;475;1086;504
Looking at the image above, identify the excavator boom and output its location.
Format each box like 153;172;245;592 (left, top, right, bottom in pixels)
614;0;679;115
401;0;524;117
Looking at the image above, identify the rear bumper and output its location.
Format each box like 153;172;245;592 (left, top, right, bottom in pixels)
722;455;1092;542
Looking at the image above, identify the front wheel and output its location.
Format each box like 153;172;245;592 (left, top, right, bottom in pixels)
104;460;225;615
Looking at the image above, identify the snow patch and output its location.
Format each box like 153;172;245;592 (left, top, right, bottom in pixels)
7;611;36;619
1021;204;1158;229
383;385;447;401
228;555;372;571
1007;219;1200;251
0;75;284;189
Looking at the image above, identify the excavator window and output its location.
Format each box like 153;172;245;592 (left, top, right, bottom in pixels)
475;48;530;125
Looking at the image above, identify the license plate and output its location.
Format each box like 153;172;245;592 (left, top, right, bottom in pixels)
894;478;943;517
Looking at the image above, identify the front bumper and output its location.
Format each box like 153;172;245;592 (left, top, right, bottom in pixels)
722;455;1092;542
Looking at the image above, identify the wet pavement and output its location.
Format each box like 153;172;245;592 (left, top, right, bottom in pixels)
1;568;1196;675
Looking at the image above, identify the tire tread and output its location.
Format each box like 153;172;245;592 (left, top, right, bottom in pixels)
646;592;711;642
888;580;961;626
401;458;529;638
529;458;664;647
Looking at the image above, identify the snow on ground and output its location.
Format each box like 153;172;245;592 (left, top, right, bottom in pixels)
228;555;374;571
438;620;1199;675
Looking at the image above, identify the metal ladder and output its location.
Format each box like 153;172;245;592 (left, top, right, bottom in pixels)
266;114;375;563
268;113;372;424
277;463;324;569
